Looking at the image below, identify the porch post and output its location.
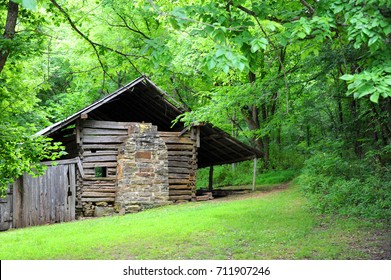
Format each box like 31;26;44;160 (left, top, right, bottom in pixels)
208;165;214;192
252;157;257;192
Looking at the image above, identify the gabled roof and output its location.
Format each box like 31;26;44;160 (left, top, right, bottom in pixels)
37;75;262;168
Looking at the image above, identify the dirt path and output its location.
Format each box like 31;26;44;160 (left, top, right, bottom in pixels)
207;183;390;260
208;182;291;203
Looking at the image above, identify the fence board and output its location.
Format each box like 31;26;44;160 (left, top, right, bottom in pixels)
0;194;12;231
11;163;76;228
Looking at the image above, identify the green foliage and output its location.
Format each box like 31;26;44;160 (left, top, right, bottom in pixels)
0;124;66;196
299;147;391;220
11;0;37;10
196;161;298;189
341;60;391;103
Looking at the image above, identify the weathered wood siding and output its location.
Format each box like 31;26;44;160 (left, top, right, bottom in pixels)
78;120;129;215
159;130;198;202
0;188;13;231
12;163;76;228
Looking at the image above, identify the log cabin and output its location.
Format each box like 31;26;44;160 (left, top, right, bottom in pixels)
0;76;261;230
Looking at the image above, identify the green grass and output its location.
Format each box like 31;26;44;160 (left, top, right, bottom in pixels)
0;184;387;260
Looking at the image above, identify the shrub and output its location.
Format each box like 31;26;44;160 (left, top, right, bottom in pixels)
299;149;391;220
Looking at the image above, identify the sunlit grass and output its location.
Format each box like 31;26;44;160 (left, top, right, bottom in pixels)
0;184;384;260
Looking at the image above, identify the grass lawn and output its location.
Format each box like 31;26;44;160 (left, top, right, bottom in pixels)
0;183;388;260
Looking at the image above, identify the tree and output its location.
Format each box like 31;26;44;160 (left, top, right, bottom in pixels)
0;0;64;194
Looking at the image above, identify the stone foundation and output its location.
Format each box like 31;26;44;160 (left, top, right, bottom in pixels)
115;123;170;213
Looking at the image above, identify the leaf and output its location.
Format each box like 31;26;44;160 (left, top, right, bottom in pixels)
357;83;375;98
206;57;216;70
333;5;344;13
340;74;355;81
297;32;307;39
222;64;229;74
212;28;226;43
215;48;225;58
368;36;378;47
22;0;36;10
250;38;268;53
370;92;380;103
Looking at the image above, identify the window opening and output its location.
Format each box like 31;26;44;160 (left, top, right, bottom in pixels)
95;167;107;177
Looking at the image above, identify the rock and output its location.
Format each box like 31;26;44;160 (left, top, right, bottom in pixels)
94;206;114;217
96;202;108;207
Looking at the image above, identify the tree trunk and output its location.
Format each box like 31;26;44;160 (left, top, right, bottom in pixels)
0;1;19;74
350;99;363;158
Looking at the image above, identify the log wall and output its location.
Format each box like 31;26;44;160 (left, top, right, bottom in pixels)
78;120;198;216
78;120;129;216
159;130;198;202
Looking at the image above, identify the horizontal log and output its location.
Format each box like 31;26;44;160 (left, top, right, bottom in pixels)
83;155;118;162
160;137;194;144
195;196;211;201
166;144;194;151
82;177;116;182
81;197;115;202
158;131;180;136
167;150;193;156
83;188;116;193
82;180;116;185
82;128;128;135
82;120;139;130
82;192;116;198
159;132;191;137
84;168;117;176
83;162;118;168
169;190;193;195
168;161;191;168
82;135;128;144
168;185;192;190
83;144;122;150
169;195;192;201
169;167;191;174
169;178;190;184
41;157;79;166
168;156;191;162
83;150;118;156
168;173;190;179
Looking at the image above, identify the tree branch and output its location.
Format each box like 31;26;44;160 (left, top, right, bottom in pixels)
300;0;315;14
49;0;143;78
111;8;151;40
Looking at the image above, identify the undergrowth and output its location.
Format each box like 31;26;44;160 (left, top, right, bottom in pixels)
298;146;391;220
196;160;298;189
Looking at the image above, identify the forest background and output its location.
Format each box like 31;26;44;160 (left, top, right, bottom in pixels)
0;0;390;220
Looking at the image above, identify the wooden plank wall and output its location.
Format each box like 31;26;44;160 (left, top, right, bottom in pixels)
12;164;76;228
0;187;13;231
159;131;198;202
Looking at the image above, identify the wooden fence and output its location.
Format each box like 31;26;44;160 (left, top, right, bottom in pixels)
0;189;13;231
10;160;77;229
